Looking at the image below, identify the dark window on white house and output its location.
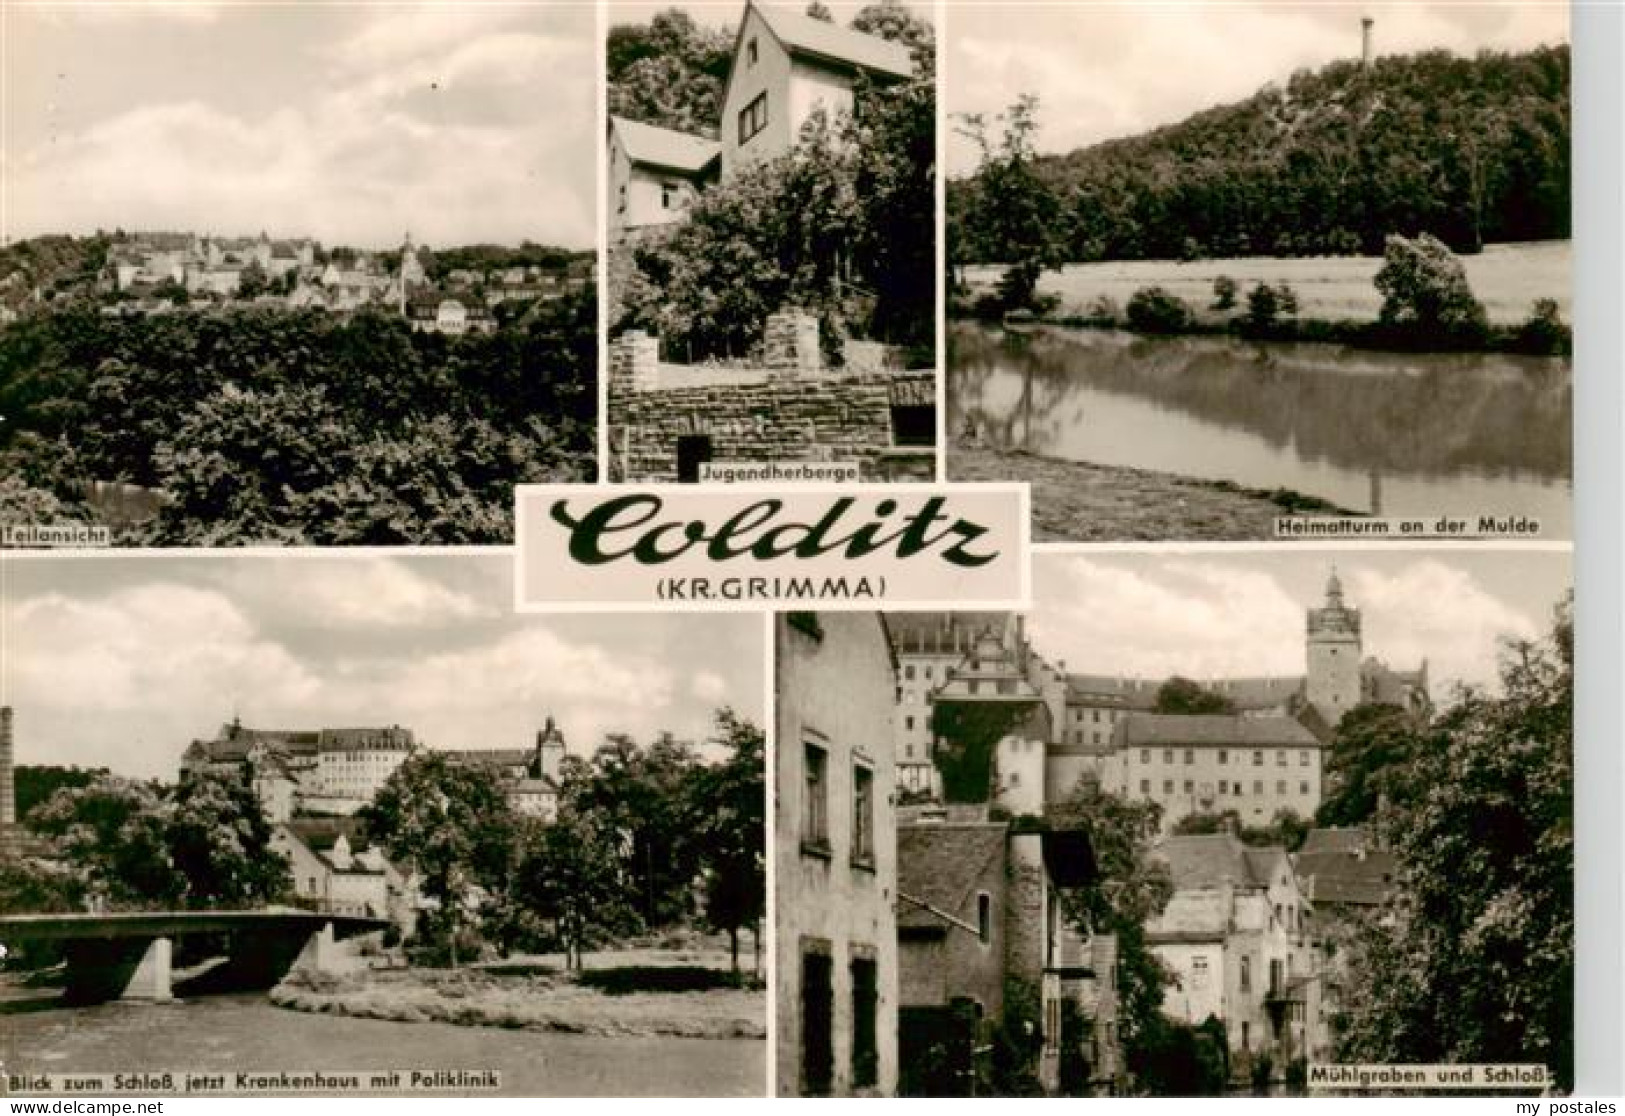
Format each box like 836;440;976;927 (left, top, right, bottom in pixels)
739;92;768;145
977;892;992;942
803;742;829;851
852;763;874;868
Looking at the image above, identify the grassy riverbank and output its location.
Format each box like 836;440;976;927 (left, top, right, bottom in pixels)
949;446;1356;542
271;951;764;1040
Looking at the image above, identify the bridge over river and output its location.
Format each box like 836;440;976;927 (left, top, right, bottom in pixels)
0;909;388;1004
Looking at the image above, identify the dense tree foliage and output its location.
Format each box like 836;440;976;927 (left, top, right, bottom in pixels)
1153;677;1239;716
950;96;1068;310
1333;596;1573;1089
361;753;520;965
689;709;767;973
607;10;733;139
951;45;1570;264
0;289;595;544
28;771;291;911
1171;807;1311;852
1374;231;1489;342
14;764;108;820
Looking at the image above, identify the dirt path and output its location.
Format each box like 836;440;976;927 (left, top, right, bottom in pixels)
950;446;1356;542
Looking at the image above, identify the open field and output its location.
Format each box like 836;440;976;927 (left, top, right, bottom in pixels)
962;241;1570;328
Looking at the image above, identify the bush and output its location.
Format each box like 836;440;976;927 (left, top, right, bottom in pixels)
1244;282;1298;332
1374;232;1488;343
1514;298;1571;355
1125;286;1193;333
1211;275;1238;310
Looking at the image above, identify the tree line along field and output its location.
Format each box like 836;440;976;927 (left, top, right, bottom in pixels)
960;240;1570;330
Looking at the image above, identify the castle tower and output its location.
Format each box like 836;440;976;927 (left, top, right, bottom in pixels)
1361;17;1374;66
398;232;426;317
535;716;566;783
1;706;18;858
1306;569;1363;729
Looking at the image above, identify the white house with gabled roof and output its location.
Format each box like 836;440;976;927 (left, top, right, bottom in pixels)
608;115;722;239
719;1;914;178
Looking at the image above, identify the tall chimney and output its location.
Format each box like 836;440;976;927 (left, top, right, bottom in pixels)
1361;17;1374;66
1;707;17;857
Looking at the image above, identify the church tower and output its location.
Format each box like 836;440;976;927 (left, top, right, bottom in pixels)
535;716;566;783
1306;568;1363;729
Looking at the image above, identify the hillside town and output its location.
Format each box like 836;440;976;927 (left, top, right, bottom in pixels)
0;230;593;333
775;573;1433;1096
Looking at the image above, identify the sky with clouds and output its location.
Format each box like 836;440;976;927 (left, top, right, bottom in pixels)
4;2;596;249
945;1;1570;177
1026;548;1570;700
0;553;765;779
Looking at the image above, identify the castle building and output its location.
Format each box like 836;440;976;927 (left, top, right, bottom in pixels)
181;721;417;818
887;572;1429;831
443;717;567;822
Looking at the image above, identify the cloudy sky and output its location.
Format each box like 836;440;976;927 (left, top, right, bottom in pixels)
0;553;765;779
945;1;1570;176
4;2;596;249
1027;547;1570;699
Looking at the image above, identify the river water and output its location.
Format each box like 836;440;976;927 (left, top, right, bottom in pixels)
1;992;764;1097
949;323;1572;533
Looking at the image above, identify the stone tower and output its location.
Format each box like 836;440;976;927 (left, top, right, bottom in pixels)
1306;569;1362;729
1;706;17;858
1361;17;1374;66
535;716;566;783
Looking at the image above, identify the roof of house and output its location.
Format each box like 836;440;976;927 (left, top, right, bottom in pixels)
611;116;720;174
887;612;1013;656
1294;827;1396;907
1154;833;1284;891
1064;675;1162;709
896;821;1007;931
1120;713;1320;749
753;2;914;80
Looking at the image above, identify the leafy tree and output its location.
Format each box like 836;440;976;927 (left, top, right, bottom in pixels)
607;10;733;138
1335;595;1573;1090
1125;287;1193;334
1211;275;1238;311
955;95;1066;311
1374;232;1488;342
512;808;635;970
1316;703;1422;827
1048;777;1174;1093
237;261;269;300
690;709;766;975
28;771;290;910
1153;677;1237;715
805;1;833;20
360;753;518;964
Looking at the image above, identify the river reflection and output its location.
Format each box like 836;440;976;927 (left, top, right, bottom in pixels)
0;992;764;1097
948;323;1572;533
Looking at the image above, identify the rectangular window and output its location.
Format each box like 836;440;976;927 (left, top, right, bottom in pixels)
1300;780;1310;794
977;892;992;942
1183;779;1194;793
802;949;834;1095
1162;779;1174;794
851;955;878;1088
852;764;874;867
1140;779;1150;794
1277;750;1287;767
904;715;914;731
1277;780;1287;794
1140;749;1151;764
803;742;829;851
1218;749;1228;765
904;664;915;680
747;37;759;67
1300;750;1311;766
1253;750;1264;766
660;181;679;210
739;91;769;145
1163;748;1174;764
1184;748;1194;764
1218;780;1229;794
890;404;934;447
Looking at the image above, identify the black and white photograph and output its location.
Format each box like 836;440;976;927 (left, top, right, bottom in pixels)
945;3;1573;541
605;0;937;484
0;553;766;1097
774;548;1572;1095
0;3;597;546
